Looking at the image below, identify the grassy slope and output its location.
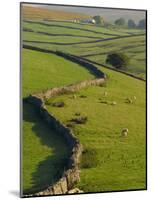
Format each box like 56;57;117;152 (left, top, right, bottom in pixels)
22;49;95;97
23;20;129;36
23;31;98;43
22;48;95;194
22;12;146;193
22;5;90;20
23;102;70;194
22;20;146;79
46;66;146;192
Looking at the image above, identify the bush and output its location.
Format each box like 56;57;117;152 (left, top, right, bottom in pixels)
93;15;105;26
106;53;129;69
79;95;87;98
114;18;125;26
128;19;136;28
52;101;65;107
138;19;146;29
70;116;88;124
45;98;51;105
81;147;98;168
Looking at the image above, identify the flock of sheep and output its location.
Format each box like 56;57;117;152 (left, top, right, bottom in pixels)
101;91;137;137
48;90;137;138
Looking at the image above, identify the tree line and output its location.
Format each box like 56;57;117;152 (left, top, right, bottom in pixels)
92;16;146;29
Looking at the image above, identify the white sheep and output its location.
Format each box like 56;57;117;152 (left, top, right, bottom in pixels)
104;91;108;97
111;101;117;105
121;128;128;137
73;94;77;99
133;96;136;100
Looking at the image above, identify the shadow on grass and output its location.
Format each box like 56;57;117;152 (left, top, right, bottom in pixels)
23;102;70;195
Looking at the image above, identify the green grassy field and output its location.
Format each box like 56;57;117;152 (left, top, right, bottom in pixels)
22;9;146;195
22;20;146;79
22;48;95;194
23;102;70;194
22;48;95;97
45;66;146;192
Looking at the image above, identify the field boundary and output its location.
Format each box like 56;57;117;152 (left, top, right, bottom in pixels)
23;44;105;78
23;32;145;45
23;44;145;81
23;47;106;196
24;78;105;197
23;20;121;37
75;55;146;81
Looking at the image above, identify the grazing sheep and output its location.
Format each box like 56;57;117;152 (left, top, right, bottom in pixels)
104;91;108;97
73;94;77;99
133;96;136;100
111;101;117;105
121;128;128;137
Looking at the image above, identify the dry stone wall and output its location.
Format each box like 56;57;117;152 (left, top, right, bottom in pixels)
33;78;105;99
24;77;105;197
23;45;106;197
23;44;106;79
25;95;83;197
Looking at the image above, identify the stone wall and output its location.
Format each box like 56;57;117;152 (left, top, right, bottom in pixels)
24;95;83;197
24;77;106;197
23;44;105;79
23;45;106;197
33;78;105;99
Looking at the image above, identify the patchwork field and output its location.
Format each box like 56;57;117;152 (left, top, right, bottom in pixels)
45;66;146;192
22;48;95;194
22;19;146;79
22;6;90;21
22;5;146;196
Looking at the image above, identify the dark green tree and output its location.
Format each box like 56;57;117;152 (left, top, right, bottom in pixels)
93;16;105;26
114;18;125;26
138;19;146;29
128;19;136;28
106;53;129;69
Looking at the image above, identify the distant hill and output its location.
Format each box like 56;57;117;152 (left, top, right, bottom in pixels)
30;4;146;24
22;5;91;21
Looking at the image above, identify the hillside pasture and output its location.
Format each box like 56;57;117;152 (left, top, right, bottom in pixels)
23;102;70;194
22;19;146;79
22;48;96;194
22;6;146;195
22;48;95;97
46;66;146;192
22;5;90;21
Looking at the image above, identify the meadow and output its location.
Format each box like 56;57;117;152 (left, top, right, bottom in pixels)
45;66;146;192
22;48;95;194
22;5;146;195
22;19;146;79
23;102;70;194
22;48;95;97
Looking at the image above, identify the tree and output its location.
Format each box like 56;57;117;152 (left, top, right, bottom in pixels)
93;16;105;26
128;19;136;28
138;19;146;29
106;53;129;69
114;18;125;26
